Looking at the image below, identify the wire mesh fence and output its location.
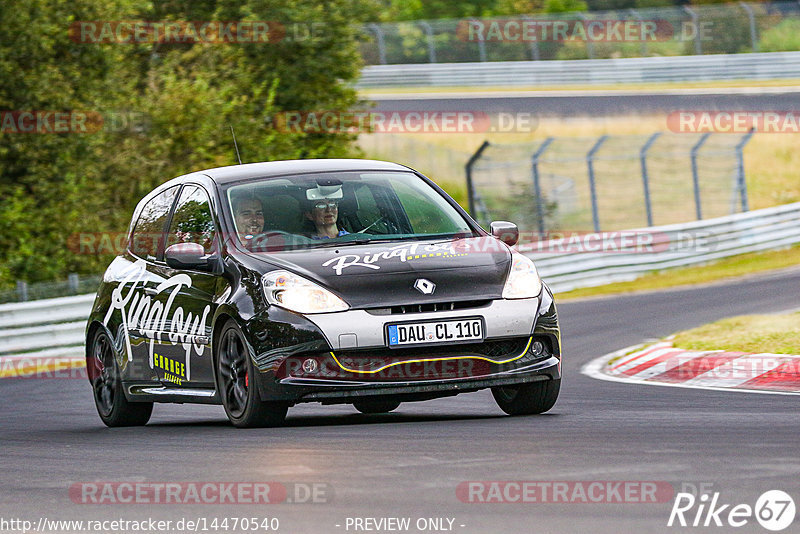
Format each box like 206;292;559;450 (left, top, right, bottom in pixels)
358;134;473;186
0;274;102;304
359;1;800;64
467;132;753;233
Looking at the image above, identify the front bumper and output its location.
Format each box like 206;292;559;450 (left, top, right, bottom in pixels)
245;286;561;404
285;357;560;404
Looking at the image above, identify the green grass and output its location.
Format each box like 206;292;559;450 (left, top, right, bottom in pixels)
556;243;800;300
672;313;800;354
359;79;800;95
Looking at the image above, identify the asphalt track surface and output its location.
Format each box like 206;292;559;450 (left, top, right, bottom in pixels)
2;266;799;533
370;89;800;117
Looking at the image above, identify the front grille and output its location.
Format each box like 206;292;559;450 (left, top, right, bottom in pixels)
366;299;491;316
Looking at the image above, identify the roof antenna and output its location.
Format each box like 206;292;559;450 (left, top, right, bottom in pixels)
229;125;242;164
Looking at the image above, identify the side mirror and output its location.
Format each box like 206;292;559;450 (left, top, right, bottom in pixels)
165;243;214;271
490;221;519;247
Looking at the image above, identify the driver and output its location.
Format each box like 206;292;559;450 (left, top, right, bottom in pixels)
304;199;349;239
232;196;264;242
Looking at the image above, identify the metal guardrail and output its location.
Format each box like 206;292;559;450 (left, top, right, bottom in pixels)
357;51;800;87
0;294;92;360
1;202;798;357
523;201;800;292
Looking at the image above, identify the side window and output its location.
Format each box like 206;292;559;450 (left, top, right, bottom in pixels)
130;186;179;261
166;186;216;254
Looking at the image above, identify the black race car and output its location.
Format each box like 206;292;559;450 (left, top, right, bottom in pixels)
86;159;561;427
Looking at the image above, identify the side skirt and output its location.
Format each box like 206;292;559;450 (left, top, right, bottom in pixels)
124;382;221;405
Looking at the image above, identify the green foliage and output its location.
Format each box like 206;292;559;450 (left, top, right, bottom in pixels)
758;17;800;53
543;0;588;14
384;0;500;21
0;0;379;288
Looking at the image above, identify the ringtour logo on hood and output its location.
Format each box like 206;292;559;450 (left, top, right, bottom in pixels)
320;239;507;275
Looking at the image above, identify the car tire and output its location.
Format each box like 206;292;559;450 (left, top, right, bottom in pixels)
216;321;288;428
353;399;401;414
90;329;153;427
491;379;560;415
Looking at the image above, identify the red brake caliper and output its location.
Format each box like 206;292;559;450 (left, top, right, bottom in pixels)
245;372;249;388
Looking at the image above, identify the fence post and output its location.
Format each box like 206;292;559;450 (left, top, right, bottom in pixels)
418;21;437;63
68;273;79;294
683;6;702;55
16;280;28;302
532;137;555;237
735;129;755;212
367;23;387;65
629;9;647;57
690;132;711;220
472;18;488;62
465;140;491;217
587;135;608;232
522;15;540;60
739;2;758;52
640;132;661;227
578;13;595;59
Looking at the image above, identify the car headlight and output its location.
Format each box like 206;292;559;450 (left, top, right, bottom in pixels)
262;270;349;314
502;253;543;299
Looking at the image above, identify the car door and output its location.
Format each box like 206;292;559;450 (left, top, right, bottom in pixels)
152;184;219;388
123;185;180;382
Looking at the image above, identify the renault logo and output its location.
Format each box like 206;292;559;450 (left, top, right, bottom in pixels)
414;279;436;295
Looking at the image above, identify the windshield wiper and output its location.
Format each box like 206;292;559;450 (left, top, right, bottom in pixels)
312;237;406;249
312;239;373;248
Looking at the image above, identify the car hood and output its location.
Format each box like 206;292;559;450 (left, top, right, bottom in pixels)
253;236;512;309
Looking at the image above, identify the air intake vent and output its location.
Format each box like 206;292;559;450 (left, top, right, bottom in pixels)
366;300;491;315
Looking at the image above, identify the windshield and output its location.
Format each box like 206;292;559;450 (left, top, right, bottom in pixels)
223;171;475;252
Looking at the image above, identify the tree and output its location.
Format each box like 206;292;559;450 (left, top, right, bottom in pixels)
0;0;380;288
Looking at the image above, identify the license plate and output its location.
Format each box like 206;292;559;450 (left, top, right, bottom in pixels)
387;318;484;347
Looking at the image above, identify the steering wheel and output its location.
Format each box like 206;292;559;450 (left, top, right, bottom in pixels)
245;231;297;251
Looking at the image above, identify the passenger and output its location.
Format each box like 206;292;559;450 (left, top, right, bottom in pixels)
232;196;264;241
304;199;348;239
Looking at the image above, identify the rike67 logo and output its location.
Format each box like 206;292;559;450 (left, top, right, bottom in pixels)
668;487;795;531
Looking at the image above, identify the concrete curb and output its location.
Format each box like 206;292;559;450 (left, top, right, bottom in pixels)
582;342;800;396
